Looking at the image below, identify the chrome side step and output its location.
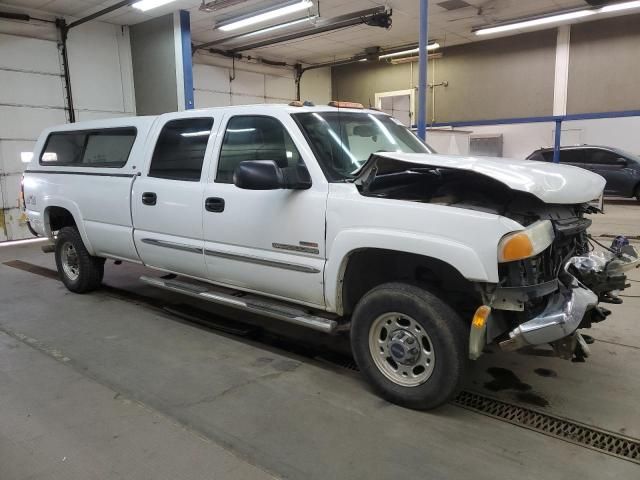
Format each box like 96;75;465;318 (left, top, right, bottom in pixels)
139;275;339;333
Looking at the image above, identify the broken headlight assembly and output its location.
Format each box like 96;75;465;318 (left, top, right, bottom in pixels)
497;220;555;263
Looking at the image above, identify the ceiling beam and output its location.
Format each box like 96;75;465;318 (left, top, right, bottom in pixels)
67;0;137;31
194;6;390;52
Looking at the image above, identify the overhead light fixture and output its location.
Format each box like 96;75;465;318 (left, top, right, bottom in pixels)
600;0;640;13
218;0;313;32
378;43;440;59
242;15;316;37
132;0;177;11
20;152;33;163
475;10;595;35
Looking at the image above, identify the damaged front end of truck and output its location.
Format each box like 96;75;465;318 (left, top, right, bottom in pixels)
476;224;639;361
354;152;640;362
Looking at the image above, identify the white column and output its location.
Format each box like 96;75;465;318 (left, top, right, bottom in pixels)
173;11;186;112
553;25;571;116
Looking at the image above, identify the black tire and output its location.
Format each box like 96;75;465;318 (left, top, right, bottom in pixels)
55;226;104;293
635;185;640;202
350;282;467;410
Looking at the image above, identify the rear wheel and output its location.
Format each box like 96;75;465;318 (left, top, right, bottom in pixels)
55;227;104;293
635;185;640;202
350;282;467;410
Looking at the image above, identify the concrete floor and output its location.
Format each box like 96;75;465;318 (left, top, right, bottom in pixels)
0;199;639;479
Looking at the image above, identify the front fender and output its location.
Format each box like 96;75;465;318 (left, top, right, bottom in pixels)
324;228;492;314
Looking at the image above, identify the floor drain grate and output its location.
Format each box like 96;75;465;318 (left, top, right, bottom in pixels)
453;390;640;464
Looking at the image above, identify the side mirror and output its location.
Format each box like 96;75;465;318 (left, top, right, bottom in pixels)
233;160;311;190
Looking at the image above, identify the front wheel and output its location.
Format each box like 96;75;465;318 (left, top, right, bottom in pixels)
55;226;104;293
350;283;467;410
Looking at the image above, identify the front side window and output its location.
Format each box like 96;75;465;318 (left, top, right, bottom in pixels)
587;149;621;166
216;116;303;184
40;128;136;167
292;112;432;181
148;118;213;181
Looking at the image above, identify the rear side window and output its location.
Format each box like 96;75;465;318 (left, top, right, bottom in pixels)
40;128;136;167
148;118;214;181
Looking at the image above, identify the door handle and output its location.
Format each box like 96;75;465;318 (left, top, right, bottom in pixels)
142;192;157;206
205;197;225;213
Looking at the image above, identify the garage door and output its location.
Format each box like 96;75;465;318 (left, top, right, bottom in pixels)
193;63;296;108
0;33;67;241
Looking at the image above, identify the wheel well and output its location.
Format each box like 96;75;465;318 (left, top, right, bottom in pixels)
341;249;480;317
46;206;76;232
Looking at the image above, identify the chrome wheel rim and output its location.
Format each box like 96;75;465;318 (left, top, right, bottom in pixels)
60;242;80;281
368;312;435;387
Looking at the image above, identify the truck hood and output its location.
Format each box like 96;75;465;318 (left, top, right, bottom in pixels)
354;152;606;204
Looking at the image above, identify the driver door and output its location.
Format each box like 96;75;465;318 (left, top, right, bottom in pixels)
201;113;328;308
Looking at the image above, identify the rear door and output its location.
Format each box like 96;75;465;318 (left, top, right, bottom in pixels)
132;113;219;279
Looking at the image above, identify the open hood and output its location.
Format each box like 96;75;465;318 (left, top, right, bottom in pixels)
354;152;606;204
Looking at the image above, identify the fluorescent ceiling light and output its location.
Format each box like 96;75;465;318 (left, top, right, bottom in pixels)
600;1;640;13
132;0;176;12
242;15;316;37
219;1;313;31
379;43;440;59
20;152;33;163
475;10;595;35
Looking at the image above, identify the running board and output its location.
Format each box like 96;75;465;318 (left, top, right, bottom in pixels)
139;275;338;334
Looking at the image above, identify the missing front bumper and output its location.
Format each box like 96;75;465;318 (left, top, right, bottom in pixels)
498;285;597;351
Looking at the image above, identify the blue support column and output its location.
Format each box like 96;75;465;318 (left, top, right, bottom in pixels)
179;10;194;110
417;0;428;140
553;118;562;163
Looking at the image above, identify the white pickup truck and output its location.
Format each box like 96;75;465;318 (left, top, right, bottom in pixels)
22;103;638;409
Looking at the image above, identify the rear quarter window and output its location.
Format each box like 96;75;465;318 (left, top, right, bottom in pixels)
39;127;137;167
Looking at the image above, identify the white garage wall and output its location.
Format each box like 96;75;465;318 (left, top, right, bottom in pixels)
562;117;640;155
0;21;135;241
437;115;640;160
459;122;556;159
299;67;332;105
193;52;296;109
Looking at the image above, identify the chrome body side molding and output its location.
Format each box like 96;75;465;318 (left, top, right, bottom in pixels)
141;238;203;254
204;249;321;274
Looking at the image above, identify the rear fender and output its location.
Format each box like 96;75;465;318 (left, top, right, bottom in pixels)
42;197;95;255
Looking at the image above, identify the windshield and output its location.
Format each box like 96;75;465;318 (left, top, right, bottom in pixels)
612;147;640;163
292;111;433;181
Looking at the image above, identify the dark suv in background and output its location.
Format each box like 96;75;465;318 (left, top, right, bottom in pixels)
527;145;640;201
